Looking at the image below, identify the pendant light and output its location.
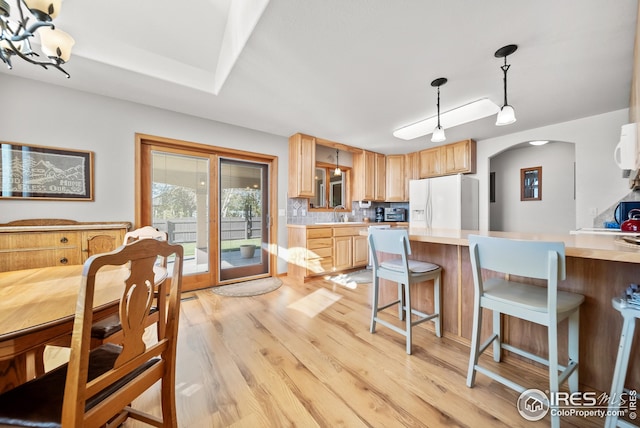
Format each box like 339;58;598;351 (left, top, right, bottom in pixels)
431;77;448;143
334;149;342;176
495;44;518;126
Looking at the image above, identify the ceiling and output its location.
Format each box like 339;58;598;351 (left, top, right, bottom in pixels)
3;0;638;154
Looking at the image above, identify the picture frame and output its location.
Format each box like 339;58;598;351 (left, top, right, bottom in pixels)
0;142;94;201
520;166;542;201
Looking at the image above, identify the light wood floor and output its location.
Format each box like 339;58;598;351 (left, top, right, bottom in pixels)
54;274;606;427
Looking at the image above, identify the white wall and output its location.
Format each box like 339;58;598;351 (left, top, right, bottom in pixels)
475;109;631;230
3;74;290;273
490;142;576;233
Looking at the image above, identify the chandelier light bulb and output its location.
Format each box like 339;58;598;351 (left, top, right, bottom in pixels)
496;105;516;126
431;126;446;143
0;0;73;77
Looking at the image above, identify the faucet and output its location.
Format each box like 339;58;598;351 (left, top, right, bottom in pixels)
333;205;346;222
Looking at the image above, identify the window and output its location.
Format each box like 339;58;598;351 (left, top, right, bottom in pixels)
309;163;350;209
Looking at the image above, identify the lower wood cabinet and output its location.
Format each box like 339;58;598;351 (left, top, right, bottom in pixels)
287;225;368;281
0;220;131;272
333;226;368;272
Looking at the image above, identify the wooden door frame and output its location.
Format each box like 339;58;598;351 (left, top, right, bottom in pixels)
135;133;278;290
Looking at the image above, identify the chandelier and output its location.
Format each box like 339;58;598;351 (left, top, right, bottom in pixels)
0;0;75;78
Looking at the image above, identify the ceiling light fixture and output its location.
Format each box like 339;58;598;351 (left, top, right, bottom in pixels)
529;140;549;146
393;98;500;141
334;149;342;176
0;0;75;78
495;44;518;126
431;77;448;143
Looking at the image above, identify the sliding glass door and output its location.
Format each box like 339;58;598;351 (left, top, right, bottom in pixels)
137;135;276;291
219;158;270;281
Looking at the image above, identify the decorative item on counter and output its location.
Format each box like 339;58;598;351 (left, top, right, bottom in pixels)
621;209;640;231
624;283;640;307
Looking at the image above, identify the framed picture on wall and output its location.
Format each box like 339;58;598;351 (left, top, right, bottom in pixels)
521;166;542;201
0;142;94;201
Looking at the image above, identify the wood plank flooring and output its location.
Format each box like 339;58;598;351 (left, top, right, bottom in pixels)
54;274;607;427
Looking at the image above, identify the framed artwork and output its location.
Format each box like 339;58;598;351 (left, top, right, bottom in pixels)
521;166;542;201
0;142;94;201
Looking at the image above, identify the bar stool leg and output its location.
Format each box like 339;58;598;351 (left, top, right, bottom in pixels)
398;282;404;320
567;309;580;393
466;293;483;387
605;311;637;428
404;282;412;354
548;319;560;428
433;275;441;337
370;277;380;333
492;311;501;362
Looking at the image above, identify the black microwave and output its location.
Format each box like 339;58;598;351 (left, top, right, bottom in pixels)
384;208;406;222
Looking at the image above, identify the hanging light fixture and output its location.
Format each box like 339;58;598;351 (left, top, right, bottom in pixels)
334;149;342;176
0;0;75;78
495;44;518;126
430;77;447;143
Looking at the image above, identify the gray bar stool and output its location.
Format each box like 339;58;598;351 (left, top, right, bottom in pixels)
605;297;640;428
368;228;442;355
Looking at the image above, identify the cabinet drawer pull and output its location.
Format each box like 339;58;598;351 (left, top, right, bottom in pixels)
59;257;68;264
60;237;69;244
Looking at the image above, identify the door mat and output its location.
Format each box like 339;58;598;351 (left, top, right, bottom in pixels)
328;269;373;286
211;277;283;297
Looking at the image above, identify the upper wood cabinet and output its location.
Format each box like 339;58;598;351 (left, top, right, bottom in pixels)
419;139;476;178
444;139;476;174
288;133;316;198
386;154;406;202
419;147;443;178
374;152;386;201
353;150;386;201
405;152;420;199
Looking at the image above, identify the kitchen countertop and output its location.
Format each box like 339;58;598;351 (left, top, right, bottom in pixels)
287;222;408;228
406;227;640;263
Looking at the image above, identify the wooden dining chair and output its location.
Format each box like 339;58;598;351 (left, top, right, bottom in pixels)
90;226;169;346
0;237;184;427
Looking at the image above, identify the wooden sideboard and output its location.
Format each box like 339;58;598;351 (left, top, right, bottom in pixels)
0;219;131;272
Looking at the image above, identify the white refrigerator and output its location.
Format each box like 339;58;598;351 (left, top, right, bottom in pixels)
409;175;479;230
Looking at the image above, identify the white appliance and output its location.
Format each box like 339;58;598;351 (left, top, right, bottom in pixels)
409;175;479;229
614;123;637;170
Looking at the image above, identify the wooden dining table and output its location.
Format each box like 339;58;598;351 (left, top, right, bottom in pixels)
0;263;167;392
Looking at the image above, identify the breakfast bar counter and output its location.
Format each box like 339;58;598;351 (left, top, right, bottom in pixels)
386;227;640;394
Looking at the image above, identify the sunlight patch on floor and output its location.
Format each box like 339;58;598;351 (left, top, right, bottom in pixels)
287;288;341;318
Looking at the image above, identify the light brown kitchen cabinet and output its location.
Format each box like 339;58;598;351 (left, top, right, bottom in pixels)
385;154;406;202
333;235;353;271
0;220;130;272
374;152;386;201
288;133;316;198
419;139;476;178
333;226;368;270
353;150;387;201
443;139;476;174
352;234;369;266
352;150;375;201
287;226;333;281
419;147;443;178
405;152;420;199
287;224;368;281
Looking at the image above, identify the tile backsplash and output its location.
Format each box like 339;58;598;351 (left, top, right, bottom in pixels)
286;198;409;224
